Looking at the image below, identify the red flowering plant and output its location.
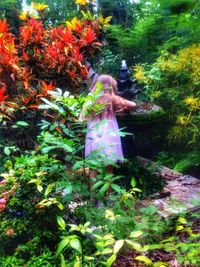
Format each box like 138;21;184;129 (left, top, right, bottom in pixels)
0;1;110;114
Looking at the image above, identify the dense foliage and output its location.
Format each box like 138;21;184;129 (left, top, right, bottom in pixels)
134;43;200;172
0;0;200;266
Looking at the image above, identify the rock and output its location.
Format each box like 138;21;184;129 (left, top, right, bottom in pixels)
138;156;200;218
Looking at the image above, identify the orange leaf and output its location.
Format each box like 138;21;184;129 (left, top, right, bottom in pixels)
55;127;62;134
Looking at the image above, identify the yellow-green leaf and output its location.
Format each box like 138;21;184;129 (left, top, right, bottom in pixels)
37;184;43;192
135;255;153;265
45;183;56;196
177;217;187;225
125;240;142;251
130;230;143;238
176;225;184;231
60;253;66;267
106;254;117;267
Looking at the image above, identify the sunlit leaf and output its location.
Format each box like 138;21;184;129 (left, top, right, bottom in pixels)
135;255;153;265
129;230;143;238
106;254;116;267
57;216;66;231
69;238;82;254
125;240;142;251
113;239;124;254
45;183;56;196
56;237;69;256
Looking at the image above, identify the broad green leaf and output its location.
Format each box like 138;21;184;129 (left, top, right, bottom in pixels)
111;184;122;193
69;238;82;254
84;222;90;228
125;240;142;251
113;239;124;254
106;254;116;267
129;230;143;238
56;238;69;256
100;183;110;194
135;255;153;265
57;216;66;231
45;183;56;196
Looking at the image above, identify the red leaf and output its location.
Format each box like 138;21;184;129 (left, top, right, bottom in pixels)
0;84;8;103
0;19;8;33
83;27;96;44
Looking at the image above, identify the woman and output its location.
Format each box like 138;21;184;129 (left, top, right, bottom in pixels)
84;74;136;177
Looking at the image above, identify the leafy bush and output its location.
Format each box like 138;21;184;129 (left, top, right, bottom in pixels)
134;44;200;171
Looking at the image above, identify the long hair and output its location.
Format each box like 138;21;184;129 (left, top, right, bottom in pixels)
90;75;117;95
90;75;118;116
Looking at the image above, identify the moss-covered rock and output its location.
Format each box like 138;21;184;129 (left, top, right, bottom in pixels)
117;104;166;125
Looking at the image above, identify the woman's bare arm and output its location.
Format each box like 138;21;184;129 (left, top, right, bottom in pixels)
111;94;136;112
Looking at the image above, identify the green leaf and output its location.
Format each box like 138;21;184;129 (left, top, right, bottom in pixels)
16;121;29;127
69;238;82;254
4;147;11;156
177;217;187;225
100;183;110;194
37;184;43;192
56;238;69;256
111;184;122;193
125;240;142;251
131;177;136;187
91;180;104;190
106;254;117;267
27;178;41;185
135;255;153;265
100;248;113;255
57;216;66;231
176;225;184;231
129;230;143;238
74;260;81;267
57;202;64;210
45;183;56;196
131;188;142;192
84;256;95;261
60;253;66;267
113;240;124;254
